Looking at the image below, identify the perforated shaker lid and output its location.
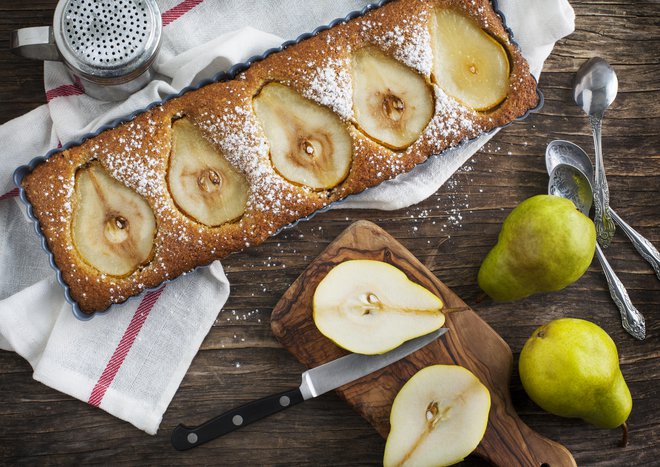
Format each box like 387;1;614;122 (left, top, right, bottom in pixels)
53;0;162;84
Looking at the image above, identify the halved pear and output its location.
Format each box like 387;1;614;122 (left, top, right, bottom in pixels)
313;260;445;355
384;365;491;467
167;118;249;226
431;8;510;111
72;162;156;276
352;47;434;149
253;82;352;190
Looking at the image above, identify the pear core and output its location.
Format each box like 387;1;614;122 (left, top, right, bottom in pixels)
313;260;445;355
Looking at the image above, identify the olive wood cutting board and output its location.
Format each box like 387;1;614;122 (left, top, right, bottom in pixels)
271;220;576;467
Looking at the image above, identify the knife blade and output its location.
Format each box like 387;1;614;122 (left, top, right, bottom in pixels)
171;327;448;451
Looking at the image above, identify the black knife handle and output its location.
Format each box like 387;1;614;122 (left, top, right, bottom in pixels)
171;387;304;451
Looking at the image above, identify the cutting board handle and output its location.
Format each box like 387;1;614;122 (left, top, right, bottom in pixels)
478;392;576;467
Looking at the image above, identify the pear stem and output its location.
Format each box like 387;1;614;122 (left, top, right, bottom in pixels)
620;422;629;448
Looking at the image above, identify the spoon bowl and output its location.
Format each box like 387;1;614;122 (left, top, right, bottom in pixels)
548;163;593;216
545;140;594;182
574;57;619;118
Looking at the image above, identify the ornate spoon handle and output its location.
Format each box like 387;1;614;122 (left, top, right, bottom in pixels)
590;115;616;247
610;208;660;280
595;244;646;340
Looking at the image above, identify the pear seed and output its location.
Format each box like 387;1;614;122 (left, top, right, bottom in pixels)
198;169;223;192
426;401;439;421
382;94;405;122
208;169;221;185
104;215;130;243
302;141;315;156
115;216;127;230
366;293;379;304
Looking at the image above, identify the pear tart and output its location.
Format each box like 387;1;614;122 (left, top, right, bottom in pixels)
21;0;539;314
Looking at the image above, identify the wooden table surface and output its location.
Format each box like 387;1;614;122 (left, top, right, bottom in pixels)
1;1;658;465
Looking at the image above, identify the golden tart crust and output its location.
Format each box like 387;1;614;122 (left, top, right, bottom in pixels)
22;0;538;314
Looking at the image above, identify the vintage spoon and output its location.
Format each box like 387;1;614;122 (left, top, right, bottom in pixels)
547;140;660;280
573;57;618;248
548;163;646;340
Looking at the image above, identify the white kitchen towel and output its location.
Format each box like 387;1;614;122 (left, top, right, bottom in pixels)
0;0;575;435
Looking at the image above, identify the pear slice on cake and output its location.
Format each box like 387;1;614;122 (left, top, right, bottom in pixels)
431;8;510;111
384;365;491;467
167;118;249;226
313;260;445;355
72;162;157;276
351;47;434;149
253;82;352;190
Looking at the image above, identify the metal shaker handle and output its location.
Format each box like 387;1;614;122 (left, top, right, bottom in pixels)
10;26;61;61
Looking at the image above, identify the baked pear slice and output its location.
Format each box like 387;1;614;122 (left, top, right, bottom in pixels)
72;161;156;276
351;47;434;149
253;82;352;190
431;8;510;111
313;260;445;355
168;118;249;226
384;365;491;467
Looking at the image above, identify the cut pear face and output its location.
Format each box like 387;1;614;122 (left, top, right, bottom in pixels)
352;47;434;149
384;365;491;467
167;118;249;226
431;8;510;111
72;162;157;276
313;260;445;355
253;82;353;190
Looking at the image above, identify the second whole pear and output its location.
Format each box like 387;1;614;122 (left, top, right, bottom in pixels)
478;195;596;301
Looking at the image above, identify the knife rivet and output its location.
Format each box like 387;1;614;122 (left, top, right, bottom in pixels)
232;415;244;426
187;433;198;444
279;396;291;407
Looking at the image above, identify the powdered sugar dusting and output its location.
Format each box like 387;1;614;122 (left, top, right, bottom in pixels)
418;86;482;153
198;104;269;174
101;120;165;199
37;163;75;230
301;57;353;120
361;14;433;76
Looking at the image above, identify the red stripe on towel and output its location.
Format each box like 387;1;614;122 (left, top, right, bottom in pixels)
162;0;204;26
45;84;84;101
88;286;166;407
45;76;85;102
0;188;19;201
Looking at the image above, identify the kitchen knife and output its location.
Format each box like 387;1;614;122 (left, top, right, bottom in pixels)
171;327;448;451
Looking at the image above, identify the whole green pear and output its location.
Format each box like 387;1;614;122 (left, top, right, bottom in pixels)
478;194;596;301
519;318;632;429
